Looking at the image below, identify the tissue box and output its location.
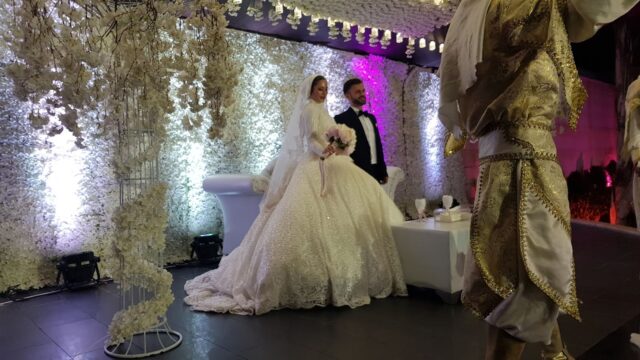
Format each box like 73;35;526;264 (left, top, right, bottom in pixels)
435;211;471;223
438;212;460;222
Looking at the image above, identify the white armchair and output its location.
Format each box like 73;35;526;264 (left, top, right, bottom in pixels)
381;166;405;201
203;166;405;254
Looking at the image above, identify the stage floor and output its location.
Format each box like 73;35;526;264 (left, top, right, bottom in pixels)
1;221;639;360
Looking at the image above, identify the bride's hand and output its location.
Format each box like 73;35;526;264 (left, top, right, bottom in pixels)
323;145;335;156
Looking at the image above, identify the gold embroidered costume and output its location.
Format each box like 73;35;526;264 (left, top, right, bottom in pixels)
439;0;639;345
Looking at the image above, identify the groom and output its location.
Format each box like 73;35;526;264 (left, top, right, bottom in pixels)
335;78;388;184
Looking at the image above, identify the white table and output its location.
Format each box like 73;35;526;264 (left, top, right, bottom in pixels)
202;175;263;255
391;218;471;303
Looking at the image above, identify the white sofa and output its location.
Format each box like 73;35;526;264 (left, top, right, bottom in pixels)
203;166;405;254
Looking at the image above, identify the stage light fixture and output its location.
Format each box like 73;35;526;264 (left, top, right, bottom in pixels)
56;251;101;289
190;234;223;266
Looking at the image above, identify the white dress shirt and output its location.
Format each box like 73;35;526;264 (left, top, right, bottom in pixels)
352;107;377;165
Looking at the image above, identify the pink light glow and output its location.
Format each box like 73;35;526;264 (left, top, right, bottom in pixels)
605;171;613;188
350;56;388;142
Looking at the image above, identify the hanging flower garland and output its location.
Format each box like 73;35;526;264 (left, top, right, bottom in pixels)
5;0;241;143
175;0;243;139
5;0;241;346
240;0;458;58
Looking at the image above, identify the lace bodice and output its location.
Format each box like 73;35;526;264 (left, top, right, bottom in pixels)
301;101;337;157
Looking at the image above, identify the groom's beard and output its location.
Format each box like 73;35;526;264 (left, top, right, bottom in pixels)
353;97;366;107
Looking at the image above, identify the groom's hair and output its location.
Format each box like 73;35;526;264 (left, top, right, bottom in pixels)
343;78;363;94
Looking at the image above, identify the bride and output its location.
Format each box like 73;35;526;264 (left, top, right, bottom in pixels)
184;74;407;315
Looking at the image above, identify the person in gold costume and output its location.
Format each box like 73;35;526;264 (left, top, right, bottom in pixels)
622;76;640;227
439;1;639;359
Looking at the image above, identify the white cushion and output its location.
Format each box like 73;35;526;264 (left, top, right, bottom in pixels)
202;174;260;195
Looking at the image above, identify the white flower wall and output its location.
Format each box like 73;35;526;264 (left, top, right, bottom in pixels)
400;69;467;216
0;66;119;291
0;29;465;292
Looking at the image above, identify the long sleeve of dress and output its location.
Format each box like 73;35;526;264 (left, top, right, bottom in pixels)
301;104;328;157
566;0;639;42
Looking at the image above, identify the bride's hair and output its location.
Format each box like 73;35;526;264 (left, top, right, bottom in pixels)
310;75;327;96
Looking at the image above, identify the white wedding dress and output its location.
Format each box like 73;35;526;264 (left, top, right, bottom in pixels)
184;76;407;315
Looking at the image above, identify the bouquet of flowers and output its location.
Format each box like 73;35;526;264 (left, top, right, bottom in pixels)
325;124;357;156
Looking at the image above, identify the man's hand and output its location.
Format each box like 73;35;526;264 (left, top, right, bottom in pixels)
444;132;466;157
379;176;389;185
632;149;640;176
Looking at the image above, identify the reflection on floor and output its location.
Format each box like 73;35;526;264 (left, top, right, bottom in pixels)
1;220;639;359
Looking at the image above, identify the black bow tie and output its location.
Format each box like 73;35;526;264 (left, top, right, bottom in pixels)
357;110;368;117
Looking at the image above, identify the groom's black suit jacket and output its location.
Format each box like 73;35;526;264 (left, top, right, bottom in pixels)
334;108;388;183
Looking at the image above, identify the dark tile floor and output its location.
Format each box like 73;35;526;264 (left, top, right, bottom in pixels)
1;220;639;360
